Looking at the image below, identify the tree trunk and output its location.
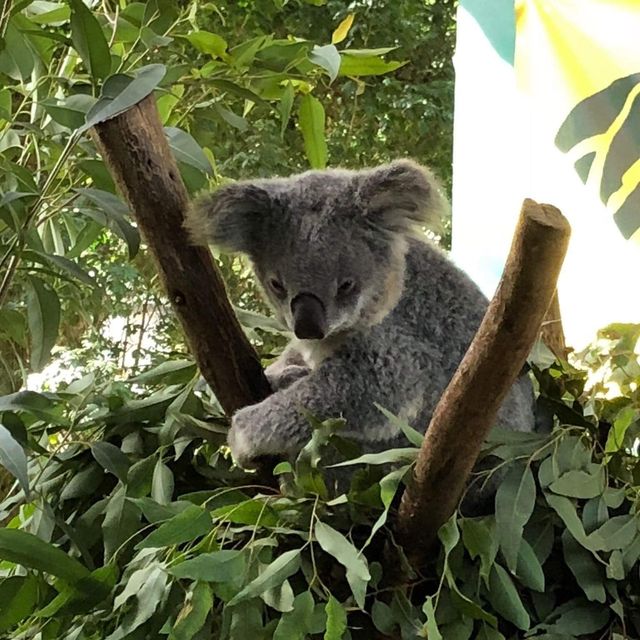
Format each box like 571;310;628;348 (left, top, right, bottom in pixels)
92;94;270;415
394;199;571;566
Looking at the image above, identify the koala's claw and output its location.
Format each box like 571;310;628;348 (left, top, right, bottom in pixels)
265;364;311;391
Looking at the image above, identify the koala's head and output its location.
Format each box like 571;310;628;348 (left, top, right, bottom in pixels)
186;160;444;341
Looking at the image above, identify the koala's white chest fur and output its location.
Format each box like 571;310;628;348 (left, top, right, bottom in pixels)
295;335;345;369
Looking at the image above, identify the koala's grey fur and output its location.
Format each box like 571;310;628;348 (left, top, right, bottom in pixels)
186;160;536;484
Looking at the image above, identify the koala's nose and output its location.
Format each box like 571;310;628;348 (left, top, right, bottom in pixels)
291;293;327;340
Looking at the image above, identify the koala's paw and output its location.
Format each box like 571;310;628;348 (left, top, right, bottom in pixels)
265;364;310;392
227;405;262;469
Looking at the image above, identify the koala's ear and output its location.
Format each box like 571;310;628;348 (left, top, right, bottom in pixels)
185;182;272;254
358;159;446;233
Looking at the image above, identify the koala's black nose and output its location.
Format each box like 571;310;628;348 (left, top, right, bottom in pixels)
291;293;327;340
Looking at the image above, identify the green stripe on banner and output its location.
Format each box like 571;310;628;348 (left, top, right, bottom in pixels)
460;0;516;65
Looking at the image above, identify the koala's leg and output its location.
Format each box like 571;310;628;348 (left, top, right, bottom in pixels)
228;342;427;469
264;344;311;392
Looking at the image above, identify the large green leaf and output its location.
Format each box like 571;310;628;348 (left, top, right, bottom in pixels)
137;504;212;549
315;521;370;609
495;462;536;572
324;595;347;640
298;94;327;169
0;423;29;495
339;54;406;77
0;575;40;632
82;64;166;132
91;442;131;483
487;564;530;631
228;549;301;606
69;0;111;81
26;275;60;372
76;188;140;258
169;582;212;640
0;529;90;583
169;550;245;583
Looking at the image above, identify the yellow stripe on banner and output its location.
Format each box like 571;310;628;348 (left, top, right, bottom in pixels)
515;0;640;103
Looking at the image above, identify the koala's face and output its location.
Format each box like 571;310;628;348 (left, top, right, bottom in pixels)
187;160;442;340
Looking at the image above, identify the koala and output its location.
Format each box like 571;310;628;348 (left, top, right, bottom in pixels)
185;160;536;481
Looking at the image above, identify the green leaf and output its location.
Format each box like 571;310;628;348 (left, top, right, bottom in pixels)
102;486;141;561
324;595;347;640
0;528;90;583
208;79;269;106
91;442;131;483
0;575;39;632
309;44;341;82
547;601;609;636
273;591;314;640
169;582;212;640
0;390;63;424
165;127;213;174
82;64;166;132
339;54;406;77
170;550;245;583
186;31;227;57
586;515;637;551
330;447;417;467
0;423;29;495
298;94;327;169
26;275;60;371
261;578;294;613
137;504;211;549
69;0;111;81
496;462;536;572
41;94;97;129
151;460;174;504
314;521;370;609
76;188;140;259
211;498;279;527
438;514;460;555
107;563;167;640
515;538;544;592
129;359;196;385
605;406;637;455
278;82;295;138
545;493;590;548
374;403;423;446
228;548;301;606
549;465;605;499
214;104;248;131
487;564;530;630
422;596;442;640
462;517;498;583
34;251;97;286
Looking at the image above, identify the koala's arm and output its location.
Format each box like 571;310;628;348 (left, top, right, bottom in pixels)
228;337;438;468
264;344;310;392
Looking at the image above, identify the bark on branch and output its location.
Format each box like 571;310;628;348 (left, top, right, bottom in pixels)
92;94;271;415
395;199;571;565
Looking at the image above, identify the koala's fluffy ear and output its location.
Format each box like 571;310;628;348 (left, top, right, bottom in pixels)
358;159;446;233
185;182;271;254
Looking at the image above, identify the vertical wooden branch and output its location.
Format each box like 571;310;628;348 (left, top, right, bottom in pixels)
92;94;271;415
395;199;571;565
541;290;568;358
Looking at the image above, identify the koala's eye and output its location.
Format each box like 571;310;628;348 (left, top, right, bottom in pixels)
337;279;356;296
269;278;287;297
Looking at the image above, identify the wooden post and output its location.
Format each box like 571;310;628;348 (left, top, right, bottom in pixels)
92;94;271;415
395;199;571;565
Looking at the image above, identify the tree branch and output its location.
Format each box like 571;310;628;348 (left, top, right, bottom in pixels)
92;94;271;415
395;199;571;565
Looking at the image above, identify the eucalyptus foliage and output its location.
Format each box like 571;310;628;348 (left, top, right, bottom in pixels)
0;326;639;638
